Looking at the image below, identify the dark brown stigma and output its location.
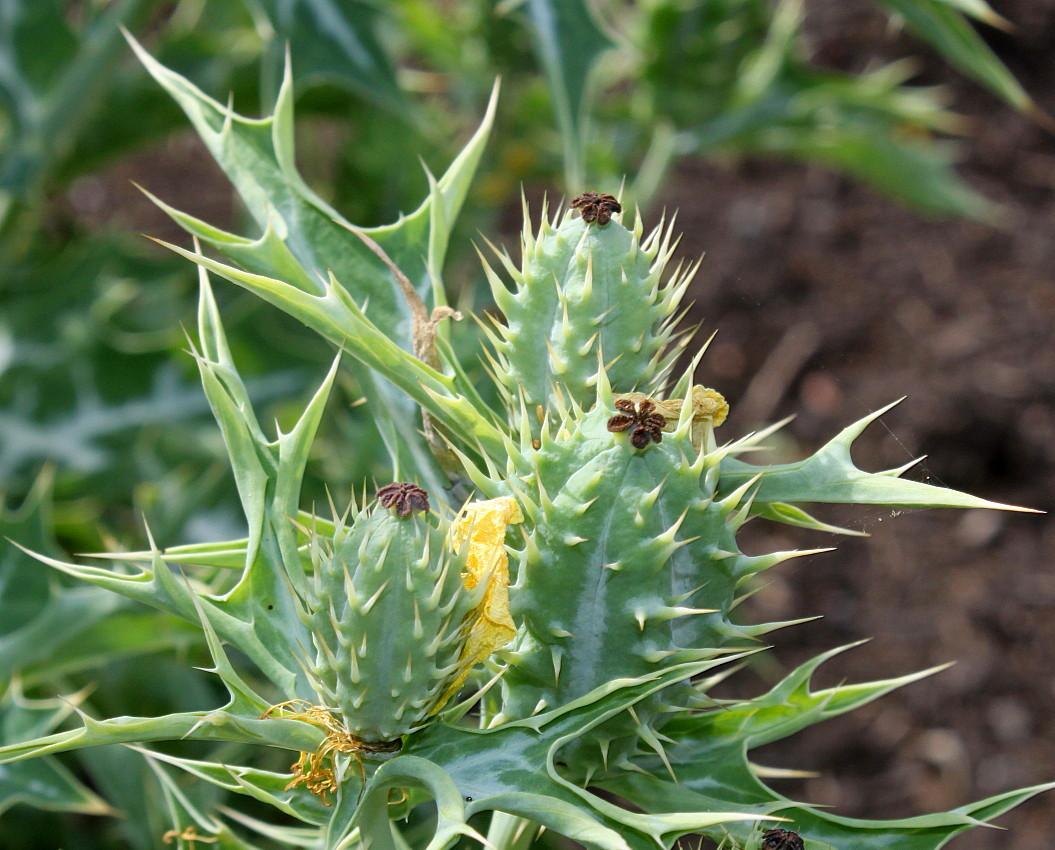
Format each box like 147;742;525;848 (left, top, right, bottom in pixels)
607;398;665;449
376;482;430;517
571;191;621;226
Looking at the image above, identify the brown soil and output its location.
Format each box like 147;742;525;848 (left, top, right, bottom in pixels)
661;2;1055;846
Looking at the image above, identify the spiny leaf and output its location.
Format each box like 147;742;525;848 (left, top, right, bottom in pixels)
134;746;332;827
718;400;1032;511
129;34;500;493
160;246;508;463
0;690;112;818
874;0;1035;114
369;655;771;850
0;707;322;766
599;646;1055;849
129;36;498;341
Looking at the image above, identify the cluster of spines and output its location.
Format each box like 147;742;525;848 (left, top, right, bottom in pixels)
478;196;697;425
486;373;822;777
301;494;473;743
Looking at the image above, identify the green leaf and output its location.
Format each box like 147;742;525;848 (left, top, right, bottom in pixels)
128;33;495;351
331;655;772;850
874;0;1034;113
513;0;615;187
688;55;995;219
214;805;324;847
0;749;113;818
753;502;869;537
599;646;1055;849
8;273;349;701
16;547;303;701
135;746;332;827
144;750;272;850
1;469;61;637
718;400;1032;511
161;249;508;464
17;612;201;689
0;707;322;766
0;691;112;818
251;0;411;118
768;122;994;220
0;0;147;207
672;11;996;220
87;507;338;572
0;470;123;684
129;36;500;491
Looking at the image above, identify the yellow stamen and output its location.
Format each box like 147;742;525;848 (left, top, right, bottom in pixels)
161;827;218;846
260;701;401;806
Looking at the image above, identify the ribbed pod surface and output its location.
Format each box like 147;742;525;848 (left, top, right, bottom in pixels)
485;203;691;414
500;402;776;771
305;503;473;742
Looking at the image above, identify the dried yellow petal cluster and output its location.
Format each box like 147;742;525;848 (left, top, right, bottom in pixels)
435;496;523;708
260;700;401;805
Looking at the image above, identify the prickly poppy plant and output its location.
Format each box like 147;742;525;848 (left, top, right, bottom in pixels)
2;40;1052;850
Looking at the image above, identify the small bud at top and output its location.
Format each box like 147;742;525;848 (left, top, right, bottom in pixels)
571;191;621;226
376;482;430;517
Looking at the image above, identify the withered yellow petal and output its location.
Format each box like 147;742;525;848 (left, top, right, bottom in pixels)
434;496;523;710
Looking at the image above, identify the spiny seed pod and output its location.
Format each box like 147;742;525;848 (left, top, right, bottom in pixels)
303;489;477;743
495;382;802;777
480;197;696;421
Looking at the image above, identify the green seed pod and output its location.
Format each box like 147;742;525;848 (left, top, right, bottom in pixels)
495;381;798;777
304;487;476;743
481;197;695;419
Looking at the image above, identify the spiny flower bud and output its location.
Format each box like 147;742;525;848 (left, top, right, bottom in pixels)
304;493;472;744
269;493;524;803
302;493;523;742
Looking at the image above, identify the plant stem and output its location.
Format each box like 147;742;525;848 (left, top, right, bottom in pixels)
486;812;536;850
